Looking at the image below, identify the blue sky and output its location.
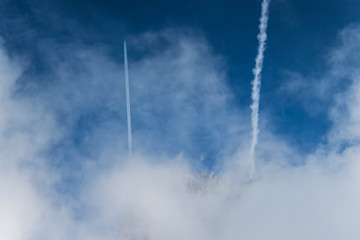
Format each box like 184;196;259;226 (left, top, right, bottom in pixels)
1;0;359;157
2;0;360;239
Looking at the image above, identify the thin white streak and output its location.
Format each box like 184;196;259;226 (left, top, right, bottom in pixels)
249;0;270;178
124;41;132;155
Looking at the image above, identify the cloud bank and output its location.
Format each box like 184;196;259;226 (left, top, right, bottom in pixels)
1;23;360;240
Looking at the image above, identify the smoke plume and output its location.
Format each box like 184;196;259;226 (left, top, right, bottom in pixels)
249;0;271;178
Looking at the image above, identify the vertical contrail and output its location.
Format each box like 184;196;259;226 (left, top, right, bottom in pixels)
249;0;270;177
124;41;132;155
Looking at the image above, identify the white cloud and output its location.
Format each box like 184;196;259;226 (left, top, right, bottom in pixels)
1;24;360;240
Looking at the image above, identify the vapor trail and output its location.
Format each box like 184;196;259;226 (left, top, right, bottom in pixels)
124;41;132;155
249;0;270;177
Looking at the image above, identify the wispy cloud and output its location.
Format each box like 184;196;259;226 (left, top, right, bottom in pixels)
1;20;360;240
